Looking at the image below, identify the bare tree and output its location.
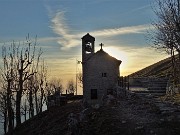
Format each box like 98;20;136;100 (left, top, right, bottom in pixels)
25;76;34;118
38;61;48;113
1;35;44;128
0;91;8;134
31;60;48;114
1;43;17;133
15;36;42;126
150;0;180;88
67;79;75;94
77;72;83;88
47;77;64;95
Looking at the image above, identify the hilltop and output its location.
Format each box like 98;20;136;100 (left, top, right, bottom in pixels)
11;94;180;135
12;101;82;135
9;55;180;135
129;55;176;78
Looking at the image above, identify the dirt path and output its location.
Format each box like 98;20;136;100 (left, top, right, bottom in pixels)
83;94;180;135
12;94;180;135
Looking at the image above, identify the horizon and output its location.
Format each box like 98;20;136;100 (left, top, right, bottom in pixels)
0;0;169;94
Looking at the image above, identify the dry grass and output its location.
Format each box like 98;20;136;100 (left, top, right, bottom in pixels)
159;94;180;104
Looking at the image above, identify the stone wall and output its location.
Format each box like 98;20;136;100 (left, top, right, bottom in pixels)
83;51;120;105
129;77;149;87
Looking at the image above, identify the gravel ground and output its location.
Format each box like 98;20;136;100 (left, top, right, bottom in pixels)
12;94;180;135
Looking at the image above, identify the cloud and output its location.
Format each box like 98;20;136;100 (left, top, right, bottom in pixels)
50;11;152;50
90;24;151;37
38;37;59;42
50;11;80;50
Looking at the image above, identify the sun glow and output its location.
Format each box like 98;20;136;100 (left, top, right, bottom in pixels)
104;47;129;76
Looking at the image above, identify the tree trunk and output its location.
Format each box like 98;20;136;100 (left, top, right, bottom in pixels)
4;112;7;134
29;90;34;118
12;109;14;129
35;90;38;115
7;80;13;133
39;87;44;113
16;91;22;127
171;49;176;82
16;62;24;126
178;51;180;92
3;96;7;135
24;100;27;121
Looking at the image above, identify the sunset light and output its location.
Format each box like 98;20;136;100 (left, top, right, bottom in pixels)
1;0;179;134
104;47;129;76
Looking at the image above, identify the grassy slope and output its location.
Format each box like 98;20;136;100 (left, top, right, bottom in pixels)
12;101;82;135
129;55;176;78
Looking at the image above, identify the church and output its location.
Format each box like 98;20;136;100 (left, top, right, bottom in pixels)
82;33;122;105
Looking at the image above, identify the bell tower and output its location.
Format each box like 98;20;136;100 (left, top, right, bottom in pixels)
82;33;95;62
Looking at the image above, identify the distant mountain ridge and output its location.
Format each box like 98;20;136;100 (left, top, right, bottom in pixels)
129;55;178;78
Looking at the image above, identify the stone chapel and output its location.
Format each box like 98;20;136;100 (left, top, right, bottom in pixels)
82;33;122;105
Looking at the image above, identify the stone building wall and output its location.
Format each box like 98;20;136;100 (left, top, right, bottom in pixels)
83;50;120;105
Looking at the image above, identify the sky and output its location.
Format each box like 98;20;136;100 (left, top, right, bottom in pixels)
0;0;168;94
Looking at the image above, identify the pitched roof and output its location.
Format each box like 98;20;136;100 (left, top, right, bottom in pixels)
86;49;122;65
81;33;95;40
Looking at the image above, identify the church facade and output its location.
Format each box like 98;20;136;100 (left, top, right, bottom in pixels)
82;33;122;105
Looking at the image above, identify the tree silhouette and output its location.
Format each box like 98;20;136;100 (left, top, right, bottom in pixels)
0;35;46;131
150;0;180;89
67;80;75;94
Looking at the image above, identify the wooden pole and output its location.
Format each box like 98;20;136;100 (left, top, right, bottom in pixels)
127;75;130;90
76;59;77;95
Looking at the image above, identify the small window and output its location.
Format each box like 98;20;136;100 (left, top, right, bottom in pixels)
91;89;97;99
102;73;107;77
107;89;113;95
85;42;92;53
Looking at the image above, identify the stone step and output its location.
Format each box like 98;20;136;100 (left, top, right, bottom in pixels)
150;83;168;85
148;80;168;83
147;90;166;93
148;81;168;84
148;78;169;81
148;87;166;90
135;92;166;96
134;90;166;94
148;85;167;88
148;81;167;84
148;80;168;89
149;79;168;82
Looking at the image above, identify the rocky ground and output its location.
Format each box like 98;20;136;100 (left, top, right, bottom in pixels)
12;93;180;135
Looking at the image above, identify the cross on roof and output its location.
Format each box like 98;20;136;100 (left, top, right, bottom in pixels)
99;43;104;50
